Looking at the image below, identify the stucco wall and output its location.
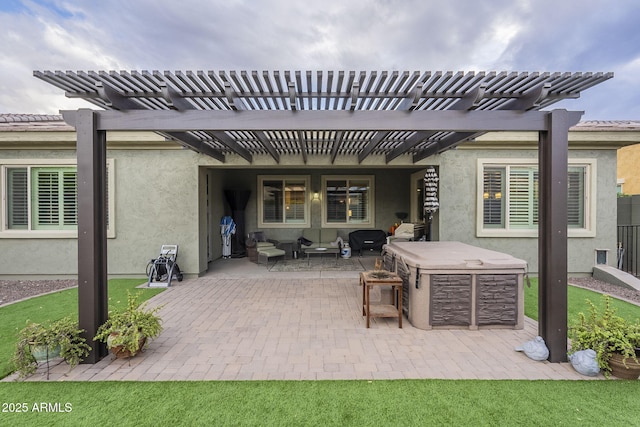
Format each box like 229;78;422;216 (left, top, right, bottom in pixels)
1;238;78;278
437;148;618;275
0;147;202;278
106;149;201;277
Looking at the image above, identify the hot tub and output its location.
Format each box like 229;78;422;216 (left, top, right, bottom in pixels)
382;241;527;330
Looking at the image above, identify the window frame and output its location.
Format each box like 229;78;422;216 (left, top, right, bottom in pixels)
476;158;596;238
0;159;115;238
257;175;310;228
321;175;375;228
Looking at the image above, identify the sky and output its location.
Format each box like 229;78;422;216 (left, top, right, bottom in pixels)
0;0;639;120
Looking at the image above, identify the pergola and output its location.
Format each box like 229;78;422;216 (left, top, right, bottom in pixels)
35;69;613;363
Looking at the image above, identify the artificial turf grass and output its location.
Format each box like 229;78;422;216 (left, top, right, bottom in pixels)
0;380;639;426
524;278;640;324
0;279;162;379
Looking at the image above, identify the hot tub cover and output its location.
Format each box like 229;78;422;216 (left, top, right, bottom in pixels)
384;241;527;270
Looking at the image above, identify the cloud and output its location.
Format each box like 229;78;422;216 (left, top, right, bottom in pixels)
0;0;638;118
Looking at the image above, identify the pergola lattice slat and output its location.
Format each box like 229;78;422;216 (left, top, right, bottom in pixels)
36;70;613;163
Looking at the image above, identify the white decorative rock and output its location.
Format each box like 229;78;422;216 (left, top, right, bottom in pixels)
515;336;549;361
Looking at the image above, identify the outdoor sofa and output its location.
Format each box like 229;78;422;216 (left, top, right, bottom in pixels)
300;228;343;250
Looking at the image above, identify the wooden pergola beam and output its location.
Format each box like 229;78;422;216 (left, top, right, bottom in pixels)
389;84;487;162
254;131;280;164
64;109;551;132
208;131;252;163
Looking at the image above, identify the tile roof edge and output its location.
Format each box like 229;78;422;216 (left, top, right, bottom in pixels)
0;113;64;123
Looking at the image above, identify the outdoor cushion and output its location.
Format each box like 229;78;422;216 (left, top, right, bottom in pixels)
320;229;338;243
256;241;275;248
257;247;285;256
257;247;285;266
301;229;341;249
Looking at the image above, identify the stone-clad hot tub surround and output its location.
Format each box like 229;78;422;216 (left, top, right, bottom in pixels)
382;241;526;330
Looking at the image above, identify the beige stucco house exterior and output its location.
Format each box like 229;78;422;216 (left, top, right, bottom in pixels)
2;114;638;279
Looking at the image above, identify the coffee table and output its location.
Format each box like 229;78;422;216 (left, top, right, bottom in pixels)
303;247;340;265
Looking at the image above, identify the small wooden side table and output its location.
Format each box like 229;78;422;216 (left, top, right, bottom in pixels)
360;271;403;328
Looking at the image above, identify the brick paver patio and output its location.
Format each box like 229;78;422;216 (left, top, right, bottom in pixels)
12;258;598;381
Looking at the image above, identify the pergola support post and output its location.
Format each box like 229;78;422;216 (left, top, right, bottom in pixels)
538;109;580;362
76;109;108;363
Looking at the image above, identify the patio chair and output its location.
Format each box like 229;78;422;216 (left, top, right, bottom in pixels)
246;231;281;263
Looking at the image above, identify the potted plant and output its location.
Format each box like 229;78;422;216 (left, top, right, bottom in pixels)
94;291;163;358
568;294;640;378
13;316;91;379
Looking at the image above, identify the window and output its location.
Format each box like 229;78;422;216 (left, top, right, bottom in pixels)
257;176;310;228
1;160;115;238
322;176;374;227
477;159;596;237
31;167;78;230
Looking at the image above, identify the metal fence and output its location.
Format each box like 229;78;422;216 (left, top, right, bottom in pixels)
617;225;640;277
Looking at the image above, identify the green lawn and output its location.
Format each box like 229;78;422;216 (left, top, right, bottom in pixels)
0;380;639;426
524;278;640;324
0;279;161;379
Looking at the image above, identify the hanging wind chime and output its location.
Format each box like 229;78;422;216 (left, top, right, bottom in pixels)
423;167;439;241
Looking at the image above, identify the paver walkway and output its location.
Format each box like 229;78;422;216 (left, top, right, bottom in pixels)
15;260;599;381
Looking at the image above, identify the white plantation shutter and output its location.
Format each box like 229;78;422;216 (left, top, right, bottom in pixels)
62;170;78;226
34;170;60;227
32;168;77;230
482;163;587;232
105;162;110;230
567;167;584;227
8;168;28;229
508;168;535;227
532;170;539;225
